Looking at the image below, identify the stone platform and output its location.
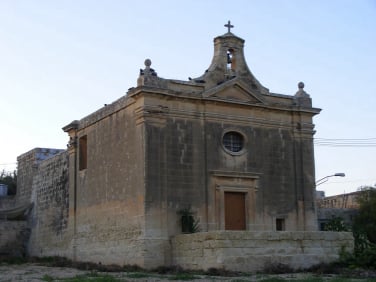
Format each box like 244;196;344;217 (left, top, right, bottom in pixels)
171;231;354;272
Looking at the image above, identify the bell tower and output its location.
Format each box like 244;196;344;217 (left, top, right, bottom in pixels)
193;21;269;94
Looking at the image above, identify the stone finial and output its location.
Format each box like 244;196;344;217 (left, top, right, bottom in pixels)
294;81;312;107
137;58;166;88
295;81;309;98
145;59;152;68
139;58;157;77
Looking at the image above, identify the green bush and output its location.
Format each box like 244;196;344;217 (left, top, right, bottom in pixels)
338;187;376;269
324;216;349;232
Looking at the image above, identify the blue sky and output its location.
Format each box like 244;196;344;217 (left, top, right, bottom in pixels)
0;0;375;196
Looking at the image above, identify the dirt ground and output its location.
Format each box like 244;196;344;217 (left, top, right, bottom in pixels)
0;263;317;282
1;263;376;282
0;264;88;282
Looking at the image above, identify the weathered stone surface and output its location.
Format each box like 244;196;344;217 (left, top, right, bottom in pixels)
0;221;29;257
172;231;354;272
27;151;70;258
17;148;64;206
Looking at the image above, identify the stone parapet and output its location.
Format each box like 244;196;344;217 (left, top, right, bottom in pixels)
171;231;354;272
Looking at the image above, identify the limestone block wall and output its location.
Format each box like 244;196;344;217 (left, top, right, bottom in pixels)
72;204;147;266
0;220;29;257
0;195;16;210
67;102;149;267
172;231;354;272
27;151;71;257
17;148;65;206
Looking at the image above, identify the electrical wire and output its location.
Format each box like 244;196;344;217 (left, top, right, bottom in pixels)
314;137;376;147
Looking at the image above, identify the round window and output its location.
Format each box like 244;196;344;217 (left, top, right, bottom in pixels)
222;131;244;153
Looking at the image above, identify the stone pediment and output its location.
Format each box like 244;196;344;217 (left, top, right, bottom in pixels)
203;80;265;104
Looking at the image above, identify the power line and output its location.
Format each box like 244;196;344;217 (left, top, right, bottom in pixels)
316;138;376;141
314;137;376;147
315;144;376;147
321;179;376;184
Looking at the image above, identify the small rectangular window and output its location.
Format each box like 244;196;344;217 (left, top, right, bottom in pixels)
276;218;285;231
79;135;87;170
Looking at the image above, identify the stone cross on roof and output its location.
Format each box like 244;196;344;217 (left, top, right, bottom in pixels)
224;20;234;33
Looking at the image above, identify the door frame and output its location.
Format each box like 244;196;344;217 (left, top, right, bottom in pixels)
209;171;260;231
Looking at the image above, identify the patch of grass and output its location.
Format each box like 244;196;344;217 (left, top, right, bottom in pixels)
0;256;28;265
41;274;54;282
328;278;356;282
31;256;72;267
153;265;184;274
259;278;287;282
204;267;241;277
262;263;294;274
168;273;198;280
294;278;324;282
63;273;121;282
126;272;150;278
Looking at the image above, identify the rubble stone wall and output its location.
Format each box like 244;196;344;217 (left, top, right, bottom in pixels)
17;148;65;206
27;151;71;257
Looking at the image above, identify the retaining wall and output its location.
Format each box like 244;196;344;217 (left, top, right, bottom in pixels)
0;220;29;257
172;231;354;272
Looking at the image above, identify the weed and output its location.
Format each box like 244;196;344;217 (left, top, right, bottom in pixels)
295;278;324;282
328;278;356;282
168;273;198;280
41;274;54;282
262;263;294;274
259;278;286;282
204;267;240;276
126;272;150;278
178;206;200;233
154;265;184;274
0;256;28;265
63;273;121;282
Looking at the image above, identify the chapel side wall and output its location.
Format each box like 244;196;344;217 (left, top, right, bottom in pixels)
72;103;147;266
27;151;71;257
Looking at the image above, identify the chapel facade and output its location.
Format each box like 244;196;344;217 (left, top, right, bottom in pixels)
9;24;337;269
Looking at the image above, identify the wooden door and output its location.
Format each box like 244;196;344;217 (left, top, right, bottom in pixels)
225;192;246;230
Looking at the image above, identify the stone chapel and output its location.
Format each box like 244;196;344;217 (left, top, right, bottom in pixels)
4;23;353;271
